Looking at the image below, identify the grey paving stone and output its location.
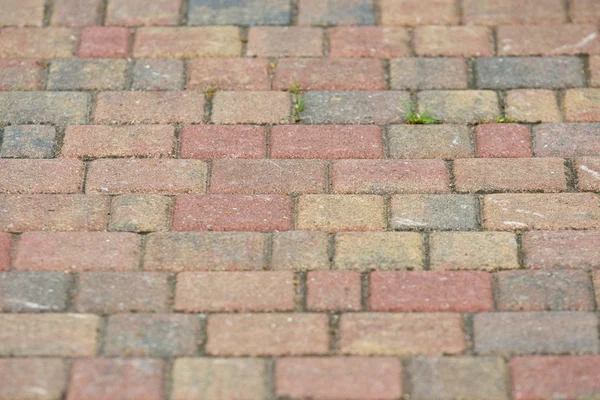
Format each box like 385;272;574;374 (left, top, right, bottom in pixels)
390;58;468;90
1;125;57;158
132;59;184;90
0;272;72;312
297;0;375;26
0;92;90;125
391;194;479;231
418;90;499;123
47;59;128;90
188;0;291;25
533;123;600;156
387;124;474;159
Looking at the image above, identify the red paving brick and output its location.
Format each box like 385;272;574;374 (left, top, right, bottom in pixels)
78;27;129;58
306;271;362;311
180;125;266;159
475;124;533;158
187;58;270;90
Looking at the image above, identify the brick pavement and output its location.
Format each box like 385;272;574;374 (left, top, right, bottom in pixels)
0;0;600;398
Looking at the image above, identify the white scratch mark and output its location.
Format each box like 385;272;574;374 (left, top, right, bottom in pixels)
393;218;427;227
552;33;597;53
515;209;545;218
579;165;600;180
503;221;528;227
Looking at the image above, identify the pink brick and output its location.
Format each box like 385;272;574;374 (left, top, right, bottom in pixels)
0;233;11;271
210;159;327;194
180;125;266;159
0;0;45;27
276;357;402;400
498;24;600;56
273;58;385;90
380;0;458;25
570;0;600;23
0;358;67;400
78;27;129;58
0;159;83;194
270;125;383;159
51;0;102;26
0;60;44;90
247;27;323;57
576;157;600;191
61;125;175;158
564;89;600;122
476;124;533;158
329;27;410;58
370;271;494;312
511;356;600;400
106;0;181;26
523;230;600;269
0;28;78;58
175;271;295;312
14;232;141;271
172;194;293;231
307;271;362;311
187;58;269;90
414;26;492;57
462;0;567;25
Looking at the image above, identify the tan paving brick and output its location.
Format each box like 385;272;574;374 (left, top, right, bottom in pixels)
505;90;562;123
329;27;410;58
564;88;600;122
297;195;386;232
106;0;181;26
462;0;567;25
211;91;291;124
51;0;102;26
0;28;78;58
387;125;473;159
414;26;492;57
575;156;600;191
271;230;330;271
0;358;67;400
380;0;458;25
0;159;84;194
247;27;323;57
109;194;172;232
418;90;499;124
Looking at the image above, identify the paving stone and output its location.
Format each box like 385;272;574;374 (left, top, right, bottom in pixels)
78;27;130;58
462;0;567;25
429;232;519;271
0;358;67;400
591;55;600;87
595;271;600;306
333;232;423;271
475;124;532;158
47;59;128;90
417;90;499;124
570;0;600;23
247;27;323;57
408;357;509;400
533;123;600;156
0;272;72;312
564;88;600;122
104;314;200;357
414;26;492;56
276;357;402;399
172;358;268;400
106;0;181;26
175;271;295;312
329;27;410;58
133;27;242;57
505;90;562;123
271;231;330;271
0;233;11;271
475;57;584;89
0;0;45;27
206;313;329;356
380;0;458;25
390;58;468;90
510;356;600;400
301;91;409;124
109;195;172;232
211;91;291;124
495;270;595;311
390;194;478;231
188;58;269;90
387;124;473;159
132;59;184;90
0;28;78;58
522;230;600;270
297;195;386;232
297;0;375;26
474;312;599;356
143;232;267;272
306;271;361;311
0;60;44;91
339;313;466;356
576;156;600;191
497;24;600;56
180;125;266;159
188;0;291;25
74;272;170;313
0;125;57;158
0;92;90;125
0;314;99;356
50;0;102;26
0;159;84;194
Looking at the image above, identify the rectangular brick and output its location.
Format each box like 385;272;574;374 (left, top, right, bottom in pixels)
498;24;600;56
94;91;205;124
180;125;266;159
0;28;78;58
0;233;11;271
187;58;269;90
270;125;383;159
414;26;492;57
188;0;291;25
483;193;600;230
206;313;329;356
172;194;293;231
247;27;322;57
50;0;102;26
106;0;181;26
505;90;562;123
328;27;410;58
339;313;466;356
77;27;129;58
523;230;600;269
0;314;99;356
271;231;330;271
210;159;327;194
306;271;361;311
564;88;600;122
475;124;533;158
0;272;72;313
571;0;600;23
462;0;566;25
297;0;375;25
391;194;479;231
0;92;89;125
387;125;474;159
390;58;468;90
576;156;600;190
418;90;499;124
1;0;45;27
331;159;450;194
109;194;171;232
143;232;266;272
86;159;207;194
1;125;57;158
133;27;241;57
0;358;67;400
474;312;598;356
297;195;386;232
175;271;295;312
591;55;600;87
132;59;184;90
0;60;44;90
453;158;567;193
211;91;291;124
370;271;493;312
533;123;600;156
0;159;83;194
47;59;128;90
380;0;458;25
14;232;141;272
276;357;402;400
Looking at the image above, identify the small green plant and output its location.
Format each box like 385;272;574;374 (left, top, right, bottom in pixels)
205;87;218;100
400;101;439;124
290;84;305;122
495;115;518;123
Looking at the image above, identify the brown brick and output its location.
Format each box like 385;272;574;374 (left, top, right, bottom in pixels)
297;195;386;232
370;271;493;312
0;314;99;356
78;27;129;58
210;159;327;194
523;230;600;269
430;232;519;271
387;125;473;159
0;92;90;125
0;358;67;400
0;271;72;312
462;0;567;25
171;194;293;232
143;232;266;272
331;159;450;194
133;27;241;58
86;159;207;194
0;28;78;58
67;359;165;400
591;55;600;87
0;159;83;194
454;158;567;193
475;124;533;158
483;193;600;230
333;232;424;271
0;0;45;27
329;27;409;58
297;0;375;26
175;271;295;312
106;0;181;26
132;58;184;90
0;194;110;232
50;0;102;26
47;59;128;90
109;195;171;232
14;232;141;272
418;90;499;124
75;272;170;313
571;0;600;23
339;313;466;356
247;27;323;57
211;91;291;124
206;313;329;356
495;270;595;311
414;26;492;57
307;271;362;311
276;357;402;400
94;91;205;124
505;90;562;123
408;357;509;400
576;156;600;190
498;25;600;56
172;358;268;400
271;231;330;271
187;58;269;90
390;58;468;90
380;0;458;25
0;233;11;271
533;123;600;157
511;356;600;400
564;88;600;122
62;125;174;158
180;125;266;159
0;125;56;158
474;312;598;356
390;194;479;231
0;60;44;90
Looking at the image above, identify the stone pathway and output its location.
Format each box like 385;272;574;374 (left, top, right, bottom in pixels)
1;0;600;398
